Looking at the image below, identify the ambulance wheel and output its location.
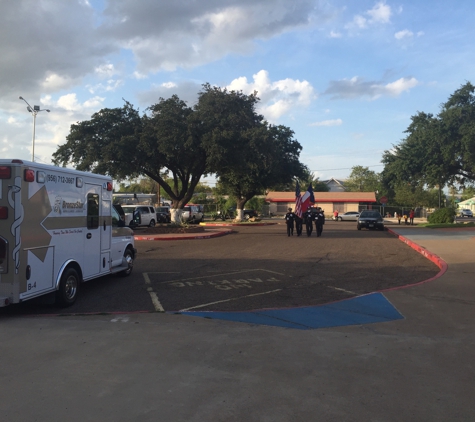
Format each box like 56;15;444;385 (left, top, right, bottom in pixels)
120;248;134;277
56;268;80;307
149;219;156;227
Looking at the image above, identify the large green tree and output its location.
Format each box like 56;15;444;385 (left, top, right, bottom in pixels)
193;84;306;220
53;97;206;222
382;82;475;197
345;165;381;193
53;84;306;223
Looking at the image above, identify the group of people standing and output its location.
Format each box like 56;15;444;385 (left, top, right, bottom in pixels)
394;209;415;225
284;207;325;237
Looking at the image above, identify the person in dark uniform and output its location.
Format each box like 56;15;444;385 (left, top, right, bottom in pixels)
284;207;295;236
295;214;303;236
304;207;314;236
315;207;325;237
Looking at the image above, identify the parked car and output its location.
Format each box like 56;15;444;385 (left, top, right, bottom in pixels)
243;209;258;220
181;205;204;223
155;206;171;223
357;210;384;231
215;208;258;220
122;205;157;227
458;208;473;218
334;211;360;221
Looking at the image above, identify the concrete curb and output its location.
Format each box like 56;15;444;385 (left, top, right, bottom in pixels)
385;228;448;291
134;228;233;241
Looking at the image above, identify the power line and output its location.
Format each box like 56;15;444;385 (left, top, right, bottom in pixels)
310;164;384;172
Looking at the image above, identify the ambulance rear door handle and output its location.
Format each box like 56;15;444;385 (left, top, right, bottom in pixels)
86;233;92;239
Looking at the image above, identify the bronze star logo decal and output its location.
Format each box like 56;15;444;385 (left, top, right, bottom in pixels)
22;185;52;262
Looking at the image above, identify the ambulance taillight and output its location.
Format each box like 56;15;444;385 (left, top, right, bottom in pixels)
24;169;35;182
0;166;11;179
0;207;7;219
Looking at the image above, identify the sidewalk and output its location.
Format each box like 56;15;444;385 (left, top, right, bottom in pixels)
384;225;475;337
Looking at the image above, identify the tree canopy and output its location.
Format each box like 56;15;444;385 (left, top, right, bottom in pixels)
53;84;305;221
382;82;475;192
345;165;381;193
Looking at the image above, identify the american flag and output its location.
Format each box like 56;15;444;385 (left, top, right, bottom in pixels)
295;181;303;218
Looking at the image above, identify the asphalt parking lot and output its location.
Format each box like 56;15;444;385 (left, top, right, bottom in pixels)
1;224;473;421
1;221;439;316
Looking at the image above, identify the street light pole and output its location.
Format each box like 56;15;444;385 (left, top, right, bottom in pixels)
19;96;50;162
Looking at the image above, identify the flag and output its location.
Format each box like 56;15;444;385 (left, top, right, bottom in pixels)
300;184;314;214
295;181;303;218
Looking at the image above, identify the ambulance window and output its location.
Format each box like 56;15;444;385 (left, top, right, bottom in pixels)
111;206;121;227
87;193;100;229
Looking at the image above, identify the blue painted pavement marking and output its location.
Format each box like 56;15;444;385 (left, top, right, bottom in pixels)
176;292;404;330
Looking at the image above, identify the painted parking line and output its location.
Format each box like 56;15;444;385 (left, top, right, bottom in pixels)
143;269;286;313
143;272;165;312
179;289;283;312
176;292;404;330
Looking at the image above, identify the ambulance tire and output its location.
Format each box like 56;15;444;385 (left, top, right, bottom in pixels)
120;248;134;277
149;220;156;227
56;268;80;307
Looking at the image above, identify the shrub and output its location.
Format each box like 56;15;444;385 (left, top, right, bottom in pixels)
427;208;455;224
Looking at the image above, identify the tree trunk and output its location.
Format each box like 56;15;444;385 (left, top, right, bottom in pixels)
235;209;244;221
170;209;182;224
235;198;249;222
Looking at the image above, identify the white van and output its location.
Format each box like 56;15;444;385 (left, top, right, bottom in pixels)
121;205;157;227
181;205;204;223
0;159;136;307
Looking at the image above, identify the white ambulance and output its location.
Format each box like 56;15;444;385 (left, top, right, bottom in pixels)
0;159;136;307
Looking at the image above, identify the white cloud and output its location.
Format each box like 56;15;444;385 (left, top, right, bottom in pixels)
100;0;318;74
347;14;367;30
227;70;316;121
87;79;123;94
309;119;343;127
346;1;392;31
138;70;316;122
395;29;413;40
56;94;80;112
384;77;418;96
42;73;80;91
366;2;391;24
95;63;116;78
7;116;21;126
49;93;105;114
133;71;148;80
329;30;342;38
161;82;178;89
324;76;419;100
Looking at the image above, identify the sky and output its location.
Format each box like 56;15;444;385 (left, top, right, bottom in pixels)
2;0;475;186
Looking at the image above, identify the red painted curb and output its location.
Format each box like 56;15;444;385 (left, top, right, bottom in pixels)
383;228;448;291
134;229;232;241
200;222;277;227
